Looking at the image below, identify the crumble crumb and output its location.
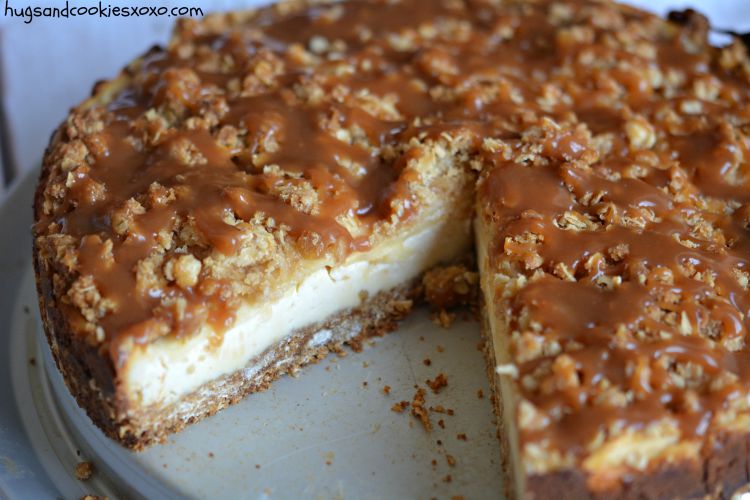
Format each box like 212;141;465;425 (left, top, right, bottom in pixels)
423;358;432;366
443;474;452;483
426;373;448;394
430;405;455;415
435;309;454;328
477;389;484;399
391;401;410;413
347;338;363;353
75;461;94;481
422;264;478;327
422;265;478;311
495;364;518;379
438;419;445;429
436;345;444;353
382;385;391;395
446;454;456;467
410;387;432;431
457;433;468;441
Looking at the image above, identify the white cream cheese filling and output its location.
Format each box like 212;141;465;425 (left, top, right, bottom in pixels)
475;214;524;500
124;215;472;408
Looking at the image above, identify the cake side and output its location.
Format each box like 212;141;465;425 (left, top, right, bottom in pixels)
34;204;474;449
37;267;421;449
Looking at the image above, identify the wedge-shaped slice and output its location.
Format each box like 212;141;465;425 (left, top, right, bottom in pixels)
33;74;475;449
32;2;477;448
477;112;750;498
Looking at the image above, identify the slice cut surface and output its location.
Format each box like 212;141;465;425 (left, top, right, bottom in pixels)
124;213;472;410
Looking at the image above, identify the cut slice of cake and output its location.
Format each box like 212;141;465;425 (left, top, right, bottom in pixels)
32;1;478;449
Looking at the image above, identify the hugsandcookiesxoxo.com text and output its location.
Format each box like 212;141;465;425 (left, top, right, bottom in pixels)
4;0;203;24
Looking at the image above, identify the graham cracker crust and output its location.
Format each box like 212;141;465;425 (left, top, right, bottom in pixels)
35;247;417;450
524;433;750;500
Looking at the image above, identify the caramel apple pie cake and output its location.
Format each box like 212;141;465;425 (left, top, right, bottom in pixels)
32;0;750;497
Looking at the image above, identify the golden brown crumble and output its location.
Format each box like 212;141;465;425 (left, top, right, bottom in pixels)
410;387;432;432
422;265;478;311
74;461;94;481
426;373;448;394
391;401;409;414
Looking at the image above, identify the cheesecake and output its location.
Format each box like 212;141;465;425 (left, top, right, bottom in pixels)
32;0;750;497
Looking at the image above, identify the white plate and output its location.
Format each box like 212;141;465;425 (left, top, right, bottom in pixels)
0;170;502;499
3;3;750;498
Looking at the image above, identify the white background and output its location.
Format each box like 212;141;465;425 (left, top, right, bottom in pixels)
0;0;748;200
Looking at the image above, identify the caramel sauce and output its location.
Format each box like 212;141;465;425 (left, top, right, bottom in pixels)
36;0;750;461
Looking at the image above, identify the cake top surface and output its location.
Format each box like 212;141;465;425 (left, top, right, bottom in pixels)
37;0;637;358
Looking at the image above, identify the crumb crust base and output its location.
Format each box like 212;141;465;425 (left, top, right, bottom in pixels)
35;247;417;451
